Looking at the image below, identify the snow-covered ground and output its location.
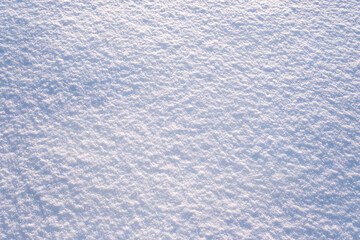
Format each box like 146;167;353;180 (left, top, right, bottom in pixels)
1;1;359;239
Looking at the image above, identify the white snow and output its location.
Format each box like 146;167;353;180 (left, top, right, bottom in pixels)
1;0;359;239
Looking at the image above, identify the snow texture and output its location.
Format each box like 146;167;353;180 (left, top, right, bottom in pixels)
1;0;360;239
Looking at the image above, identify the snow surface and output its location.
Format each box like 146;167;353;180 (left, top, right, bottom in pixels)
1;0;360;239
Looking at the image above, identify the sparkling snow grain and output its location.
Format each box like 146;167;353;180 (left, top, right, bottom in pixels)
1;1;359;239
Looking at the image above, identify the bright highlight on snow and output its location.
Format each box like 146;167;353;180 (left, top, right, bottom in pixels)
1;1;359;239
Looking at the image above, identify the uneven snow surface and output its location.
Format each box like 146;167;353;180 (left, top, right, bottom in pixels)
1;1;360;239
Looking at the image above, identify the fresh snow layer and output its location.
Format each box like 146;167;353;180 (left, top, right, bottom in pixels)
1;0;360;239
